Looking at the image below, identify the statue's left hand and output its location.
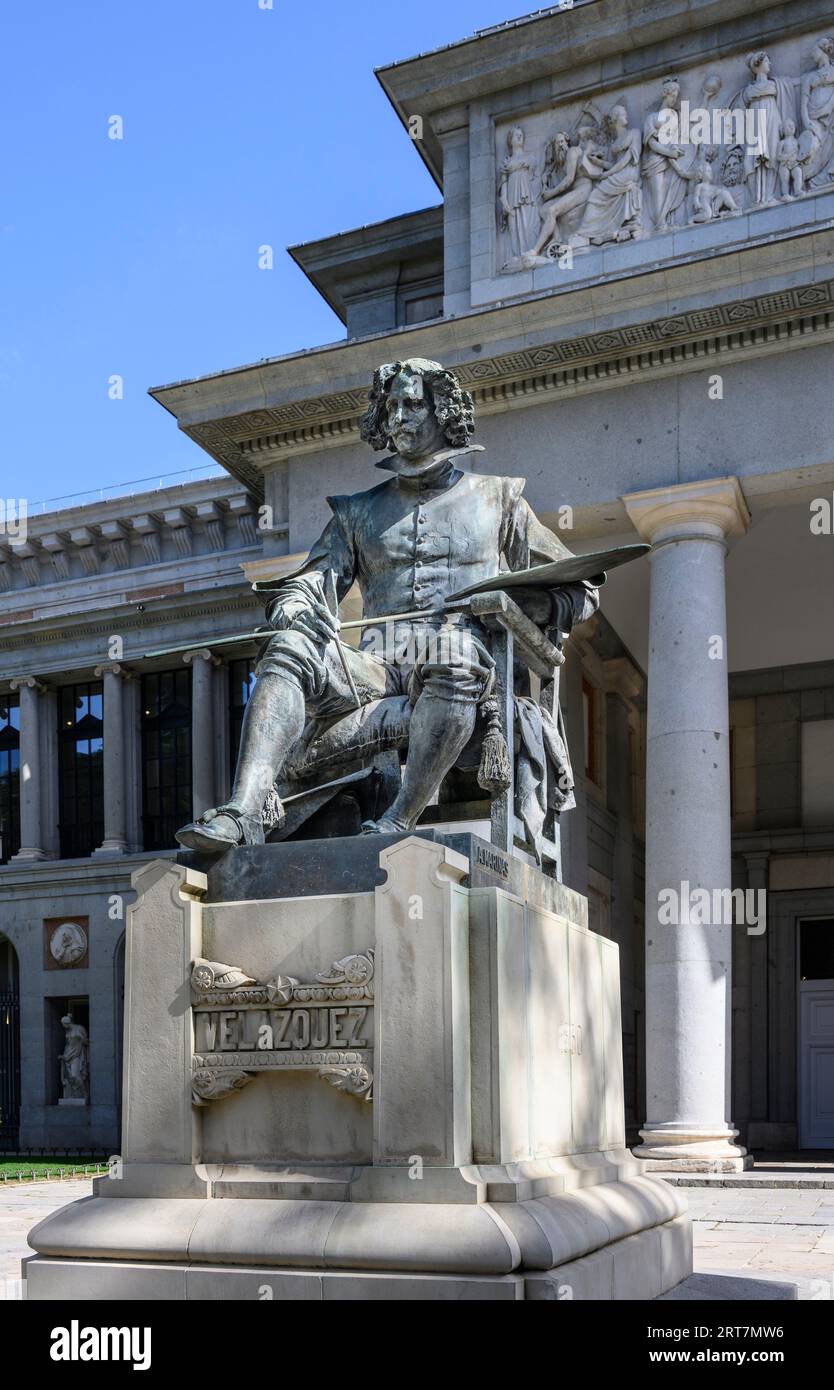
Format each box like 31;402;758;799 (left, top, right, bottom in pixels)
514;586;582;635
512;587;552;626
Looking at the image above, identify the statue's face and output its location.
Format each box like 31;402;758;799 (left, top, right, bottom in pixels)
385;375;447;463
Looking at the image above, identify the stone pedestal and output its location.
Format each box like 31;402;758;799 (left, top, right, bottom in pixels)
26;833;691;1300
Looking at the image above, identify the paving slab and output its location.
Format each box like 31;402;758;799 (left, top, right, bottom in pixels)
0;1178;93;1296
659;1272;797;1300
685;1185;834;1296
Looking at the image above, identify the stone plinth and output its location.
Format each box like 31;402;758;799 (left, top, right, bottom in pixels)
26;833;691;1300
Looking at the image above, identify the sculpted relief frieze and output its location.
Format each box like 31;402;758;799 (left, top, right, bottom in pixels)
495;33;834;273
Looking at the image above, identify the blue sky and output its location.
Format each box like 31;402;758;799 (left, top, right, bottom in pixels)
1;0;537;509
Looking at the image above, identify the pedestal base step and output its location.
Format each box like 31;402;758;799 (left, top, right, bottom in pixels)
25;1213;691;1301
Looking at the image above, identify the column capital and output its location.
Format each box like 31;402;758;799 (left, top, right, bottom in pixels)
9;676;47;694
622;476;750;546
182;648;221;668
93;662;134;680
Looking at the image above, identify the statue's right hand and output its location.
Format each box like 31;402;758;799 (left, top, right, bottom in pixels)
266;587;340;644
266;594;309;631
291;600;340;645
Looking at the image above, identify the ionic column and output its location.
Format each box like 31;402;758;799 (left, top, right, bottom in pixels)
623;477;751;1172
183;649;220;817
9;676;48;862
93;663;132;856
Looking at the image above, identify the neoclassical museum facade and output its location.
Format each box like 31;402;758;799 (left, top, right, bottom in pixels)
1;0;833;1164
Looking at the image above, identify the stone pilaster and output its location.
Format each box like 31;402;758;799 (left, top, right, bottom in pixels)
434;105;471;317
9;676;48;862
623;477;751;1171
183;648;220;818
92;663;132;856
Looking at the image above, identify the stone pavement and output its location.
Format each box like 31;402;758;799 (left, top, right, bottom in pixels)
678;1185;834;1300
1;1177;832;1300
0;1177;93;1298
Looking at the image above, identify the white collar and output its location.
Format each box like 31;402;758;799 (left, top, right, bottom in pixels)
374;443;485;479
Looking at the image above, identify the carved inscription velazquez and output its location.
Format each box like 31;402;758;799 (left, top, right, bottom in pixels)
190;951;374;1106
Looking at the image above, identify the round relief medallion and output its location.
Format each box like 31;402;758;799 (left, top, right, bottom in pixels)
49;921;87;966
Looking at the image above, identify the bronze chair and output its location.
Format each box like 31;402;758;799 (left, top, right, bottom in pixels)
266;590;570;881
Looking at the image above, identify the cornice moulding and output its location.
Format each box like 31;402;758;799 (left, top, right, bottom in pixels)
375;0;811;183
176;268;834;497
0;593;260;664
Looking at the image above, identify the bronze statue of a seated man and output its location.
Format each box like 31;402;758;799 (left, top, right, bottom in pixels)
176;357;598;852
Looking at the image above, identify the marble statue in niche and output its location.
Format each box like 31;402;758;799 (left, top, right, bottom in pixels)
59;1015;89;1103
498;125;540;262
800;37;834;188
571;105;643;248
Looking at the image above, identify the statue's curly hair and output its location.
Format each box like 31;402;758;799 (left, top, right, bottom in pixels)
359;358;475;452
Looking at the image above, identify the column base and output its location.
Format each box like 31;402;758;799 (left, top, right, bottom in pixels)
633;1125;752;1173
92;839;129;857
10;846;49;862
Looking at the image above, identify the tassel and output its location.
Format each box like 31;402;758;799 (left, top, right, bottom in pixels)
261;786;285;833
477;698;512;795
